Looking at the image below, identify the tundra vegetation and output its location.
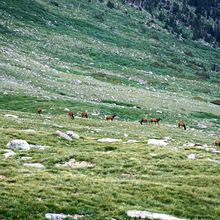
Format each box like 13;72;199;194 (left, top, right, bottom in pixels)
0;0;220;219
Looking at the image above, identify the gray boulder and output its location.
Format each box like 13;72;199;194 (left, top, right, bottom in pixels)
7;139;30;150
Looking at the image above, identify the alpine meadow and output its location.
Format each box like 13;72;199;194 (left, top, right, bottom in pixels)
0;0;220;219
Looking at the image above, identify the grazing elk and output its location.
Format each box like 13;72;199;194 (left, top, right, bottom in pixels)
214;140;220;146
140;118;148;125
178;122;186;130
106;114;116;121
37;107;43;114
150;118;161;125
67;111;74;119
81;111;88;118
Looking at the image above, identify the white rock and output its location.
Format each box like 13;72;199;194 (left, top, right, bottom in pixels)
97;138;121;143
20;157;32;161
45;213;83;220
0;175;6;180
4;114;19;118
212;150;220;154
7;139;30;150
207;158;220;164
29;145;49;150
183;143;195;147
2;150;16;158
197;123;207;129
124;133;128;137
66;131;80;139
21;129;36;133
148;139;169;146
56;159;94;169
187;154;196;160
127;210;186;220
64;108;70;112
56;131;72;141
23;163;45;169
149;153;157;157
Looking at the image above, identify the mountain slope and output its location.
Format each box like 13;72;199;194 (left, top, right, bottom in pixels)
124;0;220;46
0;1;220;220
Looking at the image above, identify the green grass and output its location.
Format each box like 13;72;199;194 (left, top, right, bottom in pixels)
0;0;220;219
0;106;220;220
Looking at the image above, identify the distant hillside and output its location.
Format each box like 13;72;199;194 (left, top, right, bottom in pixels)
123;0;220;46
0;0;219;102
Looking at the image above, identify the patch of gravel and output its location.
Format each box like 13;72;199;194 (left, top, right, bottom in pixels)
23;163;45;169
127;210;186;220
20;157;32;161
45;213;84;220
55;159;94;169
97;138;121;143
4;114;19;118
148;139;169;146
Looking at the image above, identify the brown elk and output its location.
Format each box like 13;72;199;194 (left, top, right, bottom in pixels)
150;118;161;125
67;111;74;119
37;107;43;114
178;122;186;130
140;118;148;125
81;111;88;118
214;141;220;146
106;114;116;121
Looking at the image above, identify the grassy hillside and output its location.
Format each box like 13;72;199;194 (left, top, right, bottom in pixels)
0;0;220;219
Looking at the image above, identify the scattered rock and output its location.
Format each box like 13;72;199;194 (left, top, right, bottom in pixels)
197;123;207;129
23;163;45;169
4;114;19;118
56;130;72;141
64;108;70;112
149;153;157;157
7;139;49;151
20;157;32;161
127;210;186;220
207;158;220;164
124;133;128;137
56;159;94;169
148;139;169;147
21;129;36;133
66;131;80;139
0;175;6;180
2;149;16;158
187;154;196;160
45;213;83;220
212;149;220;154
183;143;219;154
7;139;30;150
97;138;121;143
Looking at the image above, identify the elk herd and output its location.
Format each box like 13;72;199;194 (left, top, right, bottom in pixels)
36;107;219;146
